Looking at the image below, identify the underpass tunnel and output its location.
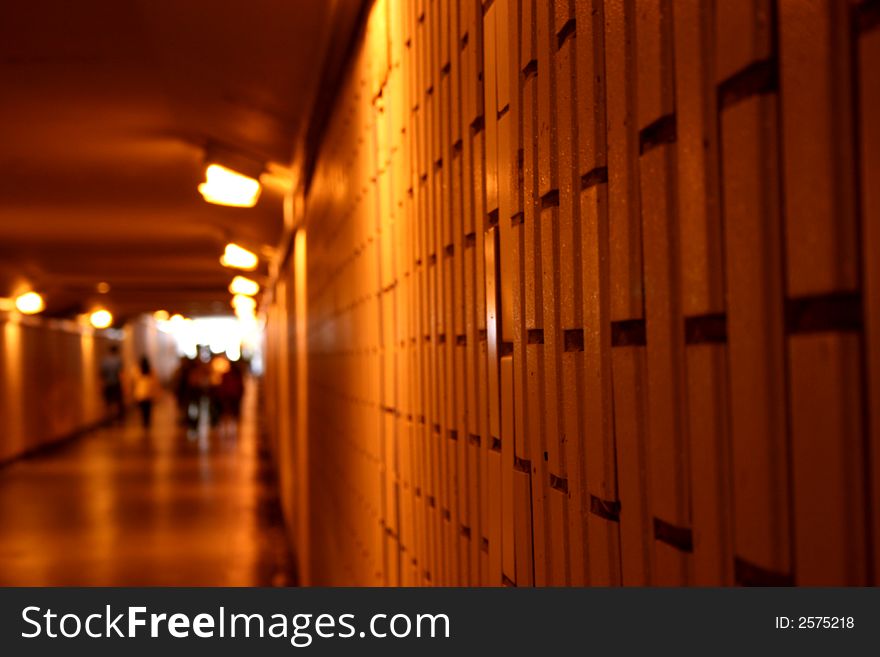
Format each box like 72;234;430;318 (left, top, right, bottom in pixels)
1;0;879;587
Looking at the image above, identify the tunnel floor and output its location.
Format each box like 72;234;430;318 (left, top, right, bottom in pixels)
0;383;294;586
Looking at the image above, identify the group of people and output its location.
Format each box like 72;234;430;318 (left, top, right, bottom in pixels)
174;350;246;434
99;344;247;433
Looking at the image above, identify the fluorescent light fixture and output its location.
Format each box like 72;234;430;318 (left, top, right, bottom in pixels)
231;294;257;313
15;292;45;315
90;309;113;329
198;164;261;207
229;276;260;296
221;243;259;271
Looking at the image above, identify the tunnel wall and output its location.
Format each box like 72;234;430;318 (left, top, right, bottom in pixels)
268;0;880;585
0;318;119;463
0;315;176;464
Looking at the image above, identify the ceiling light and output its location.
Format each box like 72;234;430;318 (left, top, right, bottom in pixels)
231;294;256;312
198;164;261;207
153;310;170;321
97;282;111;294
90;309;113;329
233;294;257;321
221;243;259;271
15;292;45;315
229;276;259;296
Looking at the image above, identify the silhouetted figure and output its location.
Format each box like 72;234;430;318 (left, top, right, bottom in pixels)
185;348;213;433
218;359;245;423
174;356;197;425
99;344;124;422
208;355;230;427
133;356;159;429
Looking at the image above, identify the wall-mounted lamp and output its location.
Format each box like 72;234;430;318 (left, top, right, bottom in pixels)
90;309;113;329
14;291;45;315
229;276;260;297
198;164;261;207
221;243;259;271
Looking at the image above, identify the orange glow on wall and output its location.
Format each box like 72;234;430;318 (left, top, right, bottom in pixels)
292;228;309;585
2;321;24;458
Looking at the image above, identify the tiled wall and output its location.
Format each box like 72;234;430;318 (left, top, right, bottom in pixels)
268;0;880;586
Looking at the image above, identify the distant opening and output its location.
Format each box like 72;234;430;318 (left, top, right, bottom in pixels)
159;315;264;374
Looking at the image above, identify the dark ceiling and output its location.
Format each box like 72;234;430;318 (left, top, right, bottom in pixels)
0;0;364;320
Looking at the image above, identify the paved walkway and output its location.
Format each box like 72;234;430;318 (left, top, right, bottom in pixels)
0;382;294;585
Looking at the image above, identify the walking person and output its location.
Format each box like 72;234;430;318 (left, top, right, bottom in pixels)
217;358;245;434
174;355;196;426
133;356;159;430
186;350;213;435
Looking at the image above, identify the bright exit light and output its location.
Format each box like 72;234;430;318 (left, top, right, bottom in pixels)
229;276;260;296
15;292;45;315
221;243;259;271
235;307;256;321
90;309;113;329
198;164;261;208
160;316;261;363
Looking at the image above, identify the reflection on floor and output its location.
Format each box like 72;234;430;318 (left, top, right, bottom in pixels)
0;381;294;586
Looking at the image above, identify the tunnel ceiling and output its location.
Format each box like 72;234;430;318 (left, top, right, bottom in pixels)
0;0;362;320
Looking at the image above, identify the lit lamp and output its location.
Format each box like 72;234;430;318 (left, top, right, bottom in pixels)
90;309;113;329
231;294;256;314
198;165;261;207
15;291;45;315
221;243;259;271
229;276;260;297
